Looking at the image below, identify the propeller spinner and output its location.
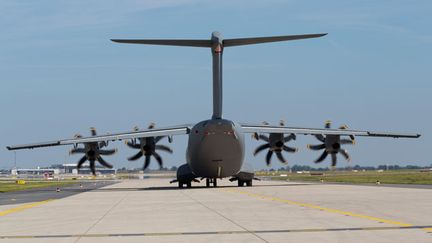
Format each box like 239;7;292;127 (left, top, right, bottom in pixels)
69;127;116;175
126;123;173;170
253;120;298;166
307;121;355;168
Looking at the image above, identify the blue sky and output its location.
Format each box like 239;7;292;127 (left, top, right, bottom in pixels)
1;0;431;170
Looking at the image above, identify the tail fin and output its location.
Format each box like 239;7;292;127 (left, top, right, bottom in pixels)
112;32;326;120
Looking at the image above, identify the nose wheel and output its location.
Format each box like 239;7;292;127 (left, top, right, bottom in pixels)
206;178;217;187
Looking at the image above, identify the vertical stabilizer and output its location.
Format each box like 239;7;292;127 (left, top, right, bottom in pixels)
210;32;224;119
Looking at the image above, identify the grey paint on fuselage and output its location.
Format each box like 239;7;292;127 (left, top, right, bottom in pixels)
186;119;244;178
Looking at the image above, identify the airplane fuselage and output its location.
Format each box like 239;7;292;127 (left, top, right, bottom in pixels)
186;118;244;178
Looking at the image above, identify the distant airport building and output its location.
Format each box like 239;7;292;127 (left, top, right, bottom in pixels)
11;168;60;176
0;169;11;175
61;164;79;174
10;164;116;176
61;164;116;175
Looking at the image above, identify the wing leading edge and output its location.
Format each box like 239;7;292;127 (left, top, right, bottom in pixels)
6;124;192;151
240;123;421;138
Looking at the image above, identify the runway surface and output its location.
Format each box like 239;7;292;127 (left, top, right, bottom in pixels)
0;178;431;242
306;181;432;190
0;181;117;206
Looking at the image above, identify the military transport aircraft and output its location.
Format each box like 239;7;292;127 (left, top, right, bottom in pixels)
7;32;420;188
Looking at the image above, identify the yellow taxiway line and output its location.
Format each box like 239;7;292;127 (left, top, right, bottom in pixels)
222;188;431;233
0;199;55;217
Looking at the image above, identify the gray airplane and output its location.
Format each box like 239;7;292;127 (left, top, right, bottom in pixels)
7;32;420;188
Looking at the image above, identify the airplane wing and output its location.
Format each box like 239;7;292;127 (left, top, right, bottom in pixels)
240;123;421;138
6;124;192;151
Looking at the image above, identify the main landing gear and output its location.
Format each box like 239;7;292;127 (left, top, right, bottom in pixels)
206;178;217;187
237;180;252;187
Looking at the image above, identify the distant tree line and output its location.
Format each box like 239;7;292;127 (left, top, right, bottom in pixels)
264;164;431;172
118;164;431;173
6;164;429;173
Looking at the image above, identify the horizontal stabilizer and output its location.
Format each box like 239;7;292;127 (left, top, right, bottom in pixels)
111;33;327;48
223;33;327;47
111;39;211;47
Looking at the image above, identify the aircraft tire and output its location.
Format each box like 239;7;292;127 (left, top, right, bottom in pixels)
246;180;252;187
238;180;244;187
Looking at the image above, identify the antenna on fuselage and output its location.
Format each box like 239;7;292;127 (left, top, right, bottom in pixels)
111;32;327;119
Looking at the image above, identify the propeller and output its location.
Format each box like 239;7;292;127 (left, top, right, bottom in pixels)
307;121;355;168
126;123;173;170
69;127;117;175
252;120;298;166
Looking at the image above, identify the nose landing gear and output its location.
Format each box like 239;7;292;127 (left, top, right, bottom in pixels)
206;178;217;187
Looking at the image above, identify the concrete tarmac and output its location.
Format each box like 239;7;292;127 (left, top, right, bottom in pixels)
0;178;431;242
0;181;117;206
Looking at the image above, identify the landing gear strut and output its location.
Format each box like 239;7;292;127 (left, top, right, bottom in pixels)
206;178;217;187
